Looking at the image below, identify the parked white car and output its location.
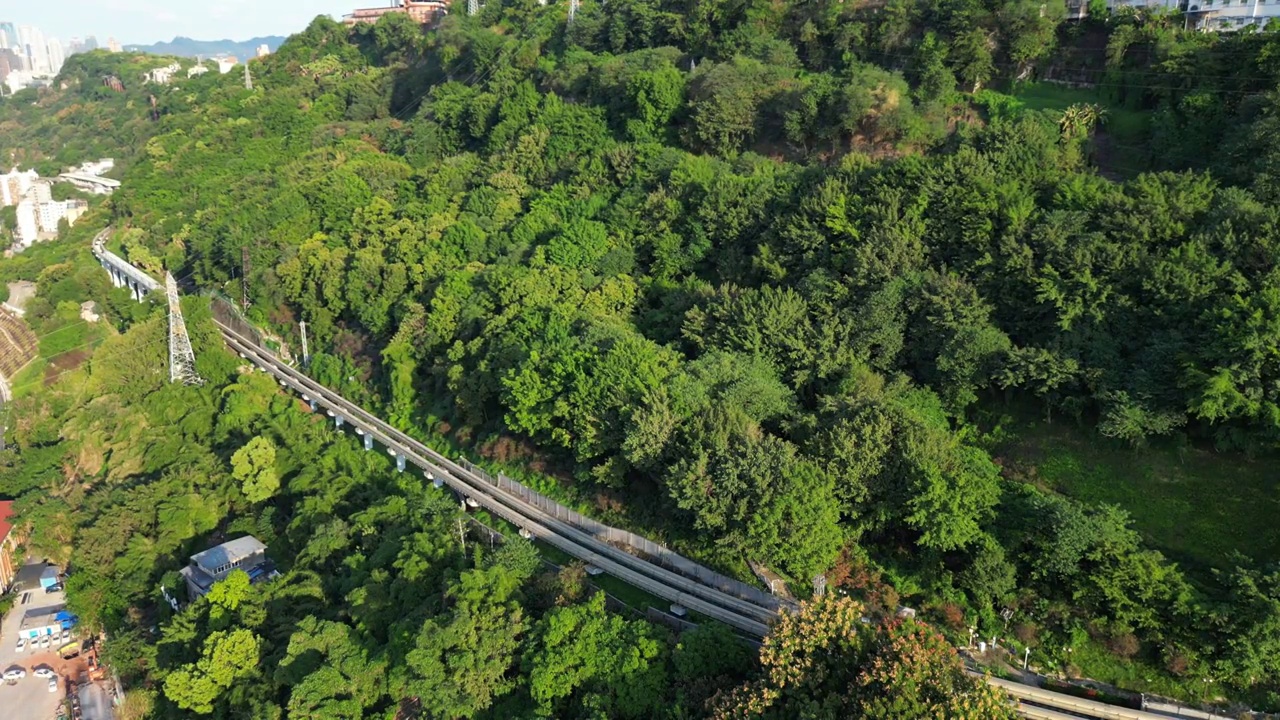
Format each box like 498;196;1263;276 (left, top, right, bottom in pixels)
48;677;57;693
33;667;54;679
60;629;70;642
14;638;24;653
2;669;26;681
38;635;50;648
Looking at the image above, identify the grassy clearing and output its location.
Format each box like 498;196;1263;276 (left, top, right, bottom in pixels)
991;405;1280;575
1069;638;1208;703
1005;82;1146;135
1002;81;1151;177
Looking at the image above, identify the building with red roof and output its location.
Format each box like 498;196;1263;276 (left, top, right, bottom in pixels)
343;0;448;27
0;500;20;592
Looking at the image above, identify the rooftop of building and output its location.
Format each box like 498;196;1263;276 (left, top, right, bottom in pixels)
190;535;266;571
19;604;69;629
57;173;120;188
180;555;277;593
0;500;12;540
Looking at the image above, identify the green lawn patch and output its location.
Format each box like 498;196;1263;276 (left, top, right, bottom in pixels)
988;82;1151;177
993;406;1280;575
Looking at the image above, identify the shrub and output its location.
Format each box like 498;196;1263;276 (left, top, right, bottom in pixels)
1108;632;1140;659
1014;622;1039;646
935;602;966;631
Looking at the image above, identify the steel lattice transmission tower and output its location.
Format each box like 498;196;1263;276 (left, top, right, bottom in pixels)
244;62;252;90
166;272;203;385
467;0;479;16
568;0;579;24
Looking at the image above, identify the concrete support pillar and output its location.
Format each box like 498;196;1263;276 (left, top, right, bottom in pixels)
363;433;373;451
396;454;406;473
334;414;344;429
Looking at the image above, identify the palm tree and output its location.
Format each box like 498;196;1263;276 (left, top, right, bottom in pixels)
1059;102;1108;142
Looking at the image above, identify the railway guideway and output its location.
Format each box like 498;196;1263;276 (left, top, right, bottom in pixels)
219;324;775;636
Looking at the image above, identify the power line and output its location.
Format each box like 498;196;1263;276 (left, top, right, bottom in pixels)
5;334;169;398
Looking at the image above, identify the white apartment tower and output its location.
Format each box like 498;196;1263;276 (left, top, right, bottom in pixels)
46;37;63;75
0;169;38;207
1071;0;1280;30
13;200;37;248
17;25;49;75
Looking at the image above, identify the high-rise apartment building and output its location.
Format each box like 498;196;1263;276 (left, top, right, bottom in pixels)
37;198;85;233
0;23;16;53
1;169;38;207
26;182;50;204
0;48;18;84
106;37;121;53
18;25;49;75
14;200;38;248
84;35;98;51
46;37;63;75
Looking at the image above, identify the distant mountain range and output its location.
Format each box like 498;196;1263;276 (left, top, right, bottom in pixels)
123;36;287;59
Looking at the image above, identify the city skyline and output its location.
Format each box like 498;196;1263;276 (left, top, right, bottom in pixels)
1;22;67;81
3;2;356;48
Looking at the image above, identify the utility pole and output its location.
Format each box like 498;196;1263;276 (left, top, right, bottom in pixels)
240;246;251;311
166;272;203;385
299;320;310;367
568;0;579;25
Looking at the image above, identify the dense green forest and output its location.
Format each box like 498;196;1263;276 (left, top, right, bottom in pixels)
3;0;1280;715
0;234;1011;718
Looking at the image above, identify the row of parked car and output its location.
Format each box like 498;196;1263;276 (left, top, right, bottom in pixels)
1;665;61;692
15;627;72;652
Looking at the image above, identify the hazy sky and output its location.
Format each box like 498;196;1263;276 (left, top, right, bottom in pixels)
8;0;360;45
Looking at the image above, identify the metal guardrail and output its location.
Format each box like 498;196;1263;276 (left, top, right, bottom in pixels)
464;462;793;612
988;677;1215;720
